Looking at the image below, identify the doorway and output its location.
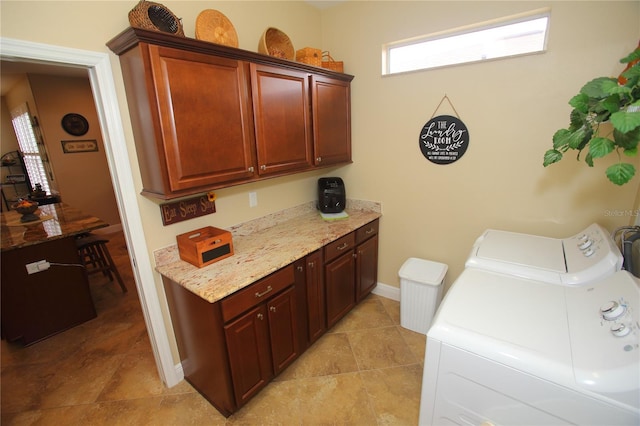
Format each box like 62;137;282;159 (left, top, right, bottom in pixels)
0;37;180;387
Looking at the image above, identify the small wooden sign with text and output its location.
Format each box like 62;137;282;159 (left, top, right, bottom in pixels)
160;195;216;226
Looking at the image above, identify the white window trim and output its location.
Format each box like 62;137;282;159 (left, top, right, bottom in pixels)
382;7;551;76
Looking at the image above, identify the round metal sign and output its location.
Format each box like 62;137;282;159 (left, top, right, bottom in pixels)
419;115;469;165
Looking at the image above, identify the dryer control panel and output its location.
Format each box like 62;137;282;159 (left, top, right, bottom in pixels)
565;270;639;408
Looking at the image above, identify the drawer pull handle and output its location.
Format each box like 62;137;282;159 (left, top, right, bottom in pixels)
255;285;273;298
365;228;375;234
257;313;264;320
270;306;277;313
297;266;304;272
336;242;349;251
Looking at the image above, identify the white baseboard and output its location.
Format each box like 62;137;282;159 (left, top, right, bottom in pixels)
372;281;400;301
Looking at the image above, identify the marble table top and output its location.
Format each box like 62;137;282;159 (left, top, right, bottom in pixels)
154;200;382;303
1;203;108;251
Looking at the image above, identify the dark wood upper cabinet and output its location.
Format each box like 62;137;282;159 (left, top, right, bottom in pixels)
148;46;257;194
251;64;313;175
312;75;352;166
107;28;354;200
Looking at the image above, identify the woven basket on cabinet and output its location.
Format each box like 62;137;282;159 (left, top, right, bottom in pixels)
128;0;184;37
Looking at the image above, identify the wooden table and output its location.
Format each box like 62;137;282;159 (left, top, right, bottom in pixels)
1;203;108;345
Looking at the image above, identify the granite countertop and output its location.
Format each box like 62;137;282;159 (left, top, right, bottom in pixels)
154;200;382;303
1;203;108;251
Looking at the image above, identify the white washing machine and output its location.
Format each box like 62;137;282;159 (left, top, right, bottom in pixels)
419;268;640;425
465;223;623;285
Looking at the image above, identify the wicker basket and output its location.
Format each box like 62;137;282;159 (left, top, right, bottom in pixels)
258;27;294;60
321;52;344;73
195;9;238;47
296;47;322;66
128;0;184;37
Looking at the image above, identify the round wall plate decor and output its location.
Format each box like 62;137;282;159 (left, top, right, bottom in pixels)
419;115;469;165
61;113;89;136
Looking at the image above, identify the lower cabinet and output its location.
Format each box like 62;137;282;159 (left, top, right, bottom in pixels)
162;219;379;417
224;285;299;406
324;219;379;328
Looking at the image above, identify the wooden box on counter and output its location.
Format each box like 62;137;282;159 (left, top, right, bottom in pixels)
177;226;233;268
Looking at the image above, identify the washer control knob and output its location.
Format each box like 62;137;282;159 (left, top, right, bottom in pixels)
600;301;626;321
578;239;593;250
583;247;595;257
611;323;631;337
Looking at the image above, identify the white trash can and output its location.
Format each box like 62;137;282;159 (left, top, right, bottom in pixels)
399;257;448;335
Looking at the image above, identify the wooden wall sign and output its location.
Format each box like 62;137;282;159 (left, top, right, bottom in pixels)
418;115;469;165
160;194;216;226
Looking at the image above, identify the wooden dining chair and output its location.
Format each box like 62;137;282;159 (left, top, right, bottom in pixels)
75;233;127;293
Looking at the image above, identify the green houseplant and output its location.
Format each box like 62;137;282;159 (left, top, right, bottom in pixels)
543;46;640;185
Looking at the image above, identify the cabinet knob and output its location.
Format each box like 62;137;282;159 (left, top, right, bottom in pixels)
297;265;304;272
260;165;266;171
270;306;277;313
309;261;315;268
316;156;322;163
257;313;264;320
248;166;254;173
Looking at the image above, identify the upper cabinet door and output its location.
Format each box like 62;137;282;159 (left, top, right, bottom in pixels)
250;64;313;176
311;75;352;167
149;45;256;192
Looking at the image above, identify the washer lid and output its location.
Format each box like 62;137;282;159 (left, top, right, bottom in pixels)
466;229;566;283
429;268;573;384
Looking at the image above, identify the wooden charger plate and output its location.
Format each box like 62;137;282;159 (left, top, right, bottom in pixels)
195;9;239;48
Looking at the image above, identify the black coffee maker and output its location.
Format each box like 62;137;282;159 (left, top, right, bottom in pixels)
317;177;346;213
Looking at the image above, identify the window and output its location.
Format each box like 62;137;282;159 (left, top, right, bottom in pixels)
383;8;550;75
10;103;54;195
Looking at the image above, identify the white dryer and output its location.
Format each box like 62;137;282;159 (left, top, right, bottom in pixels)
419;268;640;425
465;223;623;285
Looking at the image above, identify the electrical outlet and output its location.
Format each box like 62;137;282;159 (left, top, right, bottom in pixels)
26;259;50;274
249;191;258;207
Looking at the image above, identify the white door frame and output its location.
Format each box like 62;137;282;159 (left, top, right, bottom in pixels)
0;37;181;387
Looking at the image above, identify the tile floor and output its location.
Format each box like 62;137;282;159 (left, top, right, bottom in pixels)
1;229;426;425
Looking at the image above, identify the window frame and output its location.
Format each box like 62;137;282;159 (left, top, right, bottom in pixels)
382;8;551;76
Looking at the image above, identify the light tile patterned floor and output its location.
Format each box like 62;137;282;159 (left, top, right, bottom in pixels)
1;230;426;425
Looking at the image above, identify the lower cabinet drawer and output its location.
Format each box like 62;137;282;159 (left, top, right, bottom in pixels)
356;219;379;244
221;265;295;322
324;232;355;263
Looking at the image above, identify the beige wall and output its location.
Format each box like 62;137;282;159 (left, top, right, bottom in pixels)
321;1;640;288
27;74;119;225
1;1;639;362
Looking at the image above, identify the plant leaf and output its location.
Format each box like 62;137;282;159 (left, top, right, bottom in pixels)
552;129;571;149
581;77;617;98
624;146;638;157
601;95;621;114
585;152;594;167
606;163;635;185
568;109;586;130
543;149;563;166
567;126;592;150
610;110;640;133
601;79;622;95
620;48;640;64
588;137;615;159
569;93;589;112
613;127;640;150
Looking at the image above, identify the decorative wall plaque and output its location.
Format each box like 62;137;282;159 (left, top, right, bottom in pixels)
419;115;469;164
160;194;217;226
419;95;469;165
